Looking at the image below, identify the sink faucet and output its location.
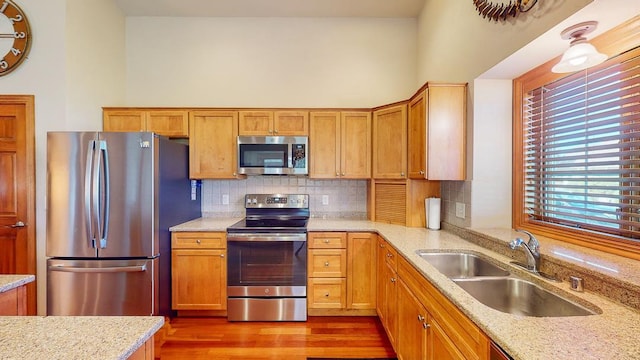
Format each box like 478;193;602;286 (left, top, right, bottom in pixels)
509;229;540;273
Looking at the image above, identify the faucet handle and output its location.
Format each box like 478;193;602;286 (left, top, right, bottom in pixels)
509;238;524;250
515;229;540;253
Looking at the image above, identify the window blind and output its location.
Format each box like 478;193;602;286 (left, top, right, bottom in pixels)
522;47;640;240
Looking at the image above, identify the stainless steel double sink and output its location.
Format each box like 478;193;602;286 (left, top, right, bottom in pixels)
416;251;598;317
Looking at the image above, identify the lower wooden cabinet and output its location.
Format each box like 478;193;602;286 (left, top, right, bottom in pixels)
395;253;489;360
171;232;227;312
307;232;377;315
0;285;27;316
128;337;154;360
376;237;398;348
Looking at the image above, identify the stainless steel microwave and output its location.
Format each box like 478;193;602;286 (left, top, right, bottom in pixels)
237;136;308;175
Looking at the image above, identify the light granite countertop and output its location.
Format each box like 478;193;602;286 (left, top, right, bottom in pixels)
0;275;35;293
171;217;640;360
0;316;164;360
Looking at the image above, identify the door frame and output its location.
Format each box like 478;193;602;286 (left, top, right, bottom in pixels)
0;95;36;314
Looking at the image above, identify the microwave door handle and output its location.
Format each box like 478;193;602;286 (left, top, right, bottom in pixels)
288;143;294;168
84;140;96;248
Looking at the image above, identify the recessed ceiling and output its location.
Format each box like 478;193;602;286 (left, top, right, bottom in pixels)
113;0;426;18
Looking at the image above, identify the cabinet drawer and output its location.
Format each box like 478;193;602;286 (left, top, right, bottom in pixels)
171;232;226;249
308;249;346;277
308;278;346;309
308;232;347;249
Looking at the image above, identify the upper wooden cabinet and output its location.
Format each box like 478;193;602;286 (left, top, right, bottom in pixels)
408;84;466;180
189;111;240;179
238;110;308;136
373;104;407;179
103;109;189;138
309;111;371;179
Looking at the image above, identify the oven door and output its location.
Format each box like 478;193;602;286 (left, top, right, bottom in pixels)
227;233;307;297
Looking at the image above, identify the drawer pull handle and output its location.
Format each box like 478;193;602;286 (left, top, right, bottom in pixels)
324;261;330;267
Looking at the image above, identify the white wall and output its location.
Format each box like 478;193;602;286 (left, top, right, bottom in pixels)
66;0;126;130
124;17;418;107
470;79;512;228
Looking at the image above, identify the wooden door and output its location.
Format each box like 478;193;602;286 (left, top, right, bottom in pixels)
0;95;35;314
372;104;407;179
274;111;308;135
189;111;239;179
146;110;189;138
309;111;340;179
408;91;427;179
238;111;273;135
341;111;371;179
346;232;376;310
103;110;146;132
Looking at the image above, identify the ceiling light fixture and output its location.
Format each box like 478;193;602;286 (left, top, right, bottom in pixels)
551;21;608;73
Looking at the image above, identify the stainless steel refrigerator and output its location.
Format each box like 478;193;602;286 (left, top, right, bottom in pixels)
46;132;200;316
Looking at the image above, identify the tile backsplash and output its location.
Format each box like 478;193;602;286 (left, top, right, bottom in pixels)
201;177;368;219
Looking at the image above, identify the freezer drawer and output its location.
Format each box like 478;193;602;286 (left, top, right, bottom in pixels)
47;258;158;316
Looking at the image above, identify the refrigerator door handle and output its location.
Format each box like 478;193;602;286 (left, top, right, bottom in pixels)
84;140;97;248
48;264;147;273
96;140;110;249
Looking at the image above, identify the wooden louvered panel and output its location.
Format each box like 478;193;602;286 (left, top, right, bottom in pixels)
375;183;406;225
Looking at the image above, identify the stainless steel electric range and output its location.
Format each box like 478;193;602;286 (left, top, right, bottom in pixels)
226;194;309;321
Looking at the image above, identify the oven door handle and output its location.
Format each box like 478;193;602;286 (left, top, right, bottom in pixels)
227;233;307;242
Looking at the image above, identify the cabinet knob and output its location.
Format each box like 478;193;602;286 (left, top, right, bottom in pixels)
196;239;201;244
390;277;396;283
417;314;425;322
387;253;393;258
379;243;385;248
274;130;278;134
400;172;405;176
341;172;345;176
220;254;225;258
324;239;330;243
268;130;273;134
336;172;340;177
423;322;430;329
325;293;330;297
324;261;330;267
419;170;425;175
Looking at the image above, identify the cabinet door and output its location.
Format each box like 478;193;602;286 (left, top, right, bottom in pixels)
103;110;146;132
427;85;466;180
408;91;427;179
347;232;376;310
376;237;387;321
189;111;239;179
382;259;398;348
0;285;27;315
429;318;466;360
146;110;189;138
397;279;428;360
171;248;226;310
274;111;308;135
373;104;407;179
238;111;274;135
341;112;371;179
309;112;340;179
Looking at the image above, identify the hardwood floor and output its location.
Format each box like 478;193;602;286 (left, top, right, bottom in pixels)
158;316;396;360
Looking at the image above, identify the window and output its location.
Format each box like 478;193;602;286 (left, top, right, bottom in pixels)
513;20;640;257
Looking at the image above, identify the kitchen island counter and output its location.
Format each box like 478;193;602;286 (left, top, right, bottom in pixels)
0;316;163;360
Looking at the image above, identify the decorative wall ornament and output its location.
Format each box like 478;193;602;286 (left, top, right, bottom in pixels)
472;0;539;22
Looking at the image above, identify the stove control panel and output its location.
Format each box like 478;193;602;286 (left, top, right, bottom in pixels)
245;194;309;208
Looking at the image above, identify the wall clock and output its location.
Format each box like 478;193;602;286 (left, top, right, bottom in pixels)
473;0;539;22
0;0;31;77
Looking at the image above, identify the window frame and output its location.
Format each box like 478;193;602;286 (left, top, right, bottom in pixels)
512;15;640;259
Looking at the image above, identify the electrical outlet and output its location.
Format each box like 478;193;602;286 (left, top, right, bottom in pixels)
455;202;466;219
322;195;329;205
222;194;229;205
